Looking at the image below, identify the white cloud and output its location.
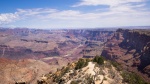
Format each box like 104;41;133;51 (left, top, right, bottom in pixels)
72;0;144;7
0;8;58;25
0;13;18;25
72;0;147;13
0;0;150;29
17;8;58;16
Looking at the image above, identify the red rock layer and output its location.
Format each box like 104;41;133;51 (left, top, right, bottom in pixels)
101;29;150;82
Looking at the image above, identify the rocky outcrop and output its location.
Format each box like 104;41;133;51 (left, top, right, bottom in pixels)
42;59;124;84
101;29;150;82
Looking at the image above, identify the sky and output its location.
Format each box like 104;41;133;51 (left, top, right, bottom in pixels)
0;0;150;29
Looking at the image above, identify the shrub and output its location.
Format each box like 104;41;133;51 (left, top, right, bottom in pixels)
104;77;107;80
110;61;122;71
121;71;148;84
85;75;94;84
60;66;70;77
93;56;104;65
53;66;70;83
70;80;78;84
75;58;88;70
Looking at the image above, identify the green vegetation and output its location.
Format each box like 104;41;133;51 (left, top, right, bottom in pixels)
52;55;149;84
62;67;70;76
104;77;107;80
74;56;105;70
53;66;70;83
110;61;122;71
70;81;78;84
85;75;94;84
93;56;104;65
75;58;88;70
121;71;148;84
107;60;148;84
109;60;147;84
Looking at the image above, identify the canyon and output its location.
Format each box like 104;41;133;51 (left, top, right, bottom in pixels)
0;27;150;83
0;28;114;83
101;29;150;82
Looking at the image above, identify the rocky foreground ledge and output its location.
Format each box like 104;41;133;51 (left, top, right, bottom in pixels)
38;56;147;84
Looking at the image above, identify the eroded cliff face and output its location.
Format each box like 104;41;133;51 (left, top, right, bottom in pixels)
101;29;150;81
121;29;150;69
0;28;114;60
66;29;114;42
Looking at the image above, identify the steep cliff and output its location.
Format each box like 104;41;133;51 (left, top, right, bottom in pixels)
101;29;150;82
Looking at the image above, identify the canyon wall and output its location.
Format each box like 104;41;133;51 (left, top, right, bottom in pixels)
0;28;114;60
101;29;150;81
